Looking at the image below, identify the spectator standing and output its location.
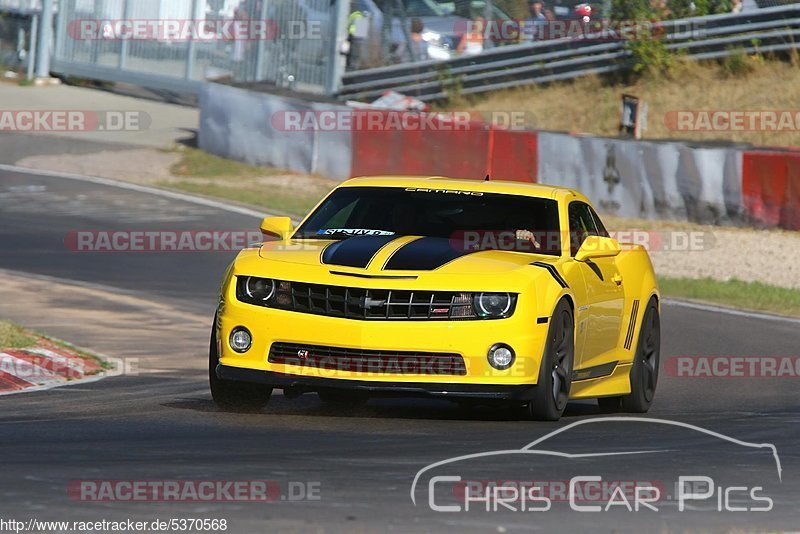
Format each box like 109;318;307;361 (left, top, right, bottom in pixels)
457;16;485;55
526;1;546;41
396;18;429;62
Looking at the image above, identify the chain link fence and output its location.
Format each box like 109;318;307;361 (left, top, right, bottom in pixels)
2;0;799;92
0;2;39;78
0;0;348;94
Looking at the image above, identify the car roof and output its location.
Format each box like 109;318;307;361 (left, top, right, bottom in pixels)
340;176;585;202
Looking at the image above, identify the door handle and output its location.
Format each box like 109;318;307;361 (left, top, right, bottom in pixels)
612;273;623;285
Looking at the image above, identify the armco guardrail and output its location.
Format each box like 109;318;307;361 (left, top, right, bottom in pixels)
339;5;800;102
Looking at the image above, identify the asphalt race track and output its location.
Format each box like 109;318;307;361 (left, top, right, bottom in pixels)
1;168;798;533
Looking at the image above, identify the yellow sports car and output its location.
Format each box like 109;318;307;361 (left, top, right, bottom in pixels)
210;176;660;420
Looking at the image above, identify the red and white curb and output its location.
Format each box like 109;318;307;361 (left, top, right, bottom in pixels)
0;342;104;395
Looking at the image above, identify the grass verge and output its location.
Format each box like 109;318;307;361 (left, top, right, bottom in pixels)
170;147;284;180
658;276;800;318
457;57;800;148
0;320;37;349
163;148;331;219
0;319;108;371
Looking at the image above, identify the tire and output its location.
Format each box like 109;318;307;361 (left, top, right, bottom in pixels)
317;388;368;406
209;318;272;412
621;297;660;413
528;299;574;421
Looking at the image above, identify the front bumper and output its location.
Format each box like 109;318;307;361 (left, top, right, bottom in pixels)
217;271;550;387
217;365;538;400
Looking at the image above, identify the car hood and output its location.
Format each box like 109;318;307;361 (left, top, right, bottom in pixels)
254;236;549;277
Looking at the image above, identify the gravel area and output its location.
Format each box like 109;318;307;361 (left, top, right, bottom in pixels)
604;216;800;290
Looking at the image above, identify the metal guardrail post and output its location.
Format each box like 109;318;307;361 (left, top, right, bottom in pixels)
27;14;38;81
254;0;269;80
53;0;67;60
325;0;349;95
185;0;199;80
34;0;54;78
119;0;131;69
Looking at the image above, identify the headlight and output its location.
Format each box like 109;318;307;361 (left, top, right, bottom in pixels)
237;276;276;305
473;292;515;318
487;343;515;370
229;327;252;353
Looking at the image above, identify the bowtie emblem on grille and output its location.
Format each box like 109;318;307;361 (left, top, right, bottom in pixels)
353;296;387;309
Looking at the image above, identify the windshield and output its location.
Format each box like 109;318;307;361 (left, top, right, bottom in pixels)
294;186;561;255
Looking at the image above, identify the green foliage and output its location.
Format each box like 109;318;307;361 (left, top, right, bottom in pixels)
436;65;464;104
614;0;733;20
627;32;676;77
0;321;36;349
610;0;653;20
721;47;756;77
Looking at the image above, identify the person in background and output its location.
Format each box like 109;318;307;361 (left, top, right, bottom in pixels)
457;16;485;55
396;18;429;62
527;1;546;41
409;18;429;61
347;7;366;69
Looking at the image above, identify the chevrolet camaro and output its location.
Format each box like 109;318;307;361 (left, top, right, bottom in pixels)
209;176;660;420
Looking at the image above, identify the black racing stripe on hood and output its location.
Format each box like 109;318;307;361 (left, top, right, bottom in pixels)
321;235;398;268
383;237;474;271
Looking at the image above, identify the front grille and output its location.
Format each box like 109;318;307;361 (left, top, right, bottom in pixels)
268;342;467;376
284;282;476;320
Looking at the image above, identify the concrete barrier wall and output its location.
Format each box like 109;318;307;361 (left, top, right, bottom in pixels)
538;132;744;224
349;113;493;179
198;83;353;180
742;151;800;230
197;83;800;230
349;113;538;182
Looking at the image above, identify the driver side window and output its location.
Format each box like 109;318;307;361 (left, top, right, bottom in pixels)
568;202;600;256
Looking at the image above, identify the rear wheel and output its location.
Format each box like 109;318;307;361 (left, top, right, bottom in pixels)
528;300;574;421
621;298;660;412
597;298;660;413
209;318;272;412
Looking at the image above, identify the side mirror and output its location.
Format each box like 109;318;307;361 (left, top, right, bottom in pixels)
259;216;294;240
575;235;621;262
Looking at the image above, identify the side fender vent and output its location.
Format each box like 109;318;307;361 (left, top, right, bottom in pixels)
624;300;640;350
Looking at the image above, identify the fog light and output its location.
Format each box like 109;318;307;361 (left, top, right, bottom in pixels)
487;343;515;370
230;327;252;353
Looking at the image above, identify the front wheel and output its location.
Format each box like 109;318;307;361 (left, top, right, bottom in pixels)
527;299;574;421
209;318;272;412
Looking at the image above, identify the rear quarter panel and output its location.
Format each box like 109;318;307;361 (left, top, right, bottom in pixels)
614;244;659;363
